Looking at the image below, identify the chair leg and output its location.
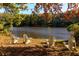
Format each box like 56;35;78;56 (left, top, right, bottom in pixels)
49;41;56;48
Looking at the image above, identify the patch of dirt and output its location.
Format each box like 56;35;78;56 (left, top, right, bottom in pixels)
0;46;78;56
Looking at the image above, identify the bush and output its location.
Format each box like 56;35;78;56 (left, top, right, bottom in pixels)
67;23;79;46
67;23;79;32
0;24;4;31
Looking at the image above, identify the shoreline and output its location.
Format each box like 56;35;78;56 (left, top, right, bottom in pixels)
0;35;78;56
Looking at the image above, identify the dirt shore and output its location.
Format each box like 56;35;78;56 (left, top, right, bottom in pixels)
0;35;79;56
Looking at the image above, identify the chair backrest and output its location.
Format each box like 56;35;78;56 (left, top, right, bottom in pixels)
68;35;76;50
23;34;29;40
48;36;56;47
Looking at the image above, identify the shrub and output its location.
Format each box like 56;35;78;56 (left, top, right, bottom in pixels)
67;23;79;32
0;24;4;31
67;23;79;46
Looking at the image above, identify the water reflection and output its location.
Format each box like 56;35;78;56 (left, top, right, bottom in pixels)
11;27;70;40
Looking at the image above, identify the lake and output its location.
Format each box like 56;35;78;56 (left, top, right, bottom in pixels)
11;27;70;40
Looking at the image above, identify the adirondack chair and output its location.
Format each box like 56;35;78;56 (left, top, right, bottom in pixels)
63;35;76;53
11;34;20;44
46;36;56;48
23;34;32;44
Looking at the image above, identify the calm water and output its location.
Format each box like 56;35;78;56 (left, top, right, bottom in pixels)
11;27;70;40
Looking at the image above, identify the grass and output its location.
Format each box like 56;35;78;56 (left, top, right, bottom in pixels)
0;34;79;56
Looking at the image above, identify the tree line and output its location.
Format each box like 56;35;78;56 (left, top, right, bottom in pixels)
0;3;79;33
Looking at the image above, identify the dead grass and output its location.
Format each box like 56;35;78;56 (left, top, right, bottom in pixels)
0;35;11;44
0;34;46;47
0;35;79;56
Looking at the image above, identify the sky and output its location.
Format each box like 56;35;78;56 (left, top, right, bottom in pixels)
0;3;68;14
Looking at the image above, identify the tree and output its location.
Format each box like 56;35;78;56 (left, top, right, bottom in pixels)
0;3;28;33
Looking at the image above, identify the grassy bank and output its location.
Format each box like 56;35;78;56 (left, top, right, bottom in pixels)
0;34;79;56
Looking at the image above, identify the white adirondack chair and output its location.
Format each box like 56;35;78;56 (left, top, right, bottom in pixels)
11;34;20;44
23;34;32;44
63;35;76;51
46;36;56;47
